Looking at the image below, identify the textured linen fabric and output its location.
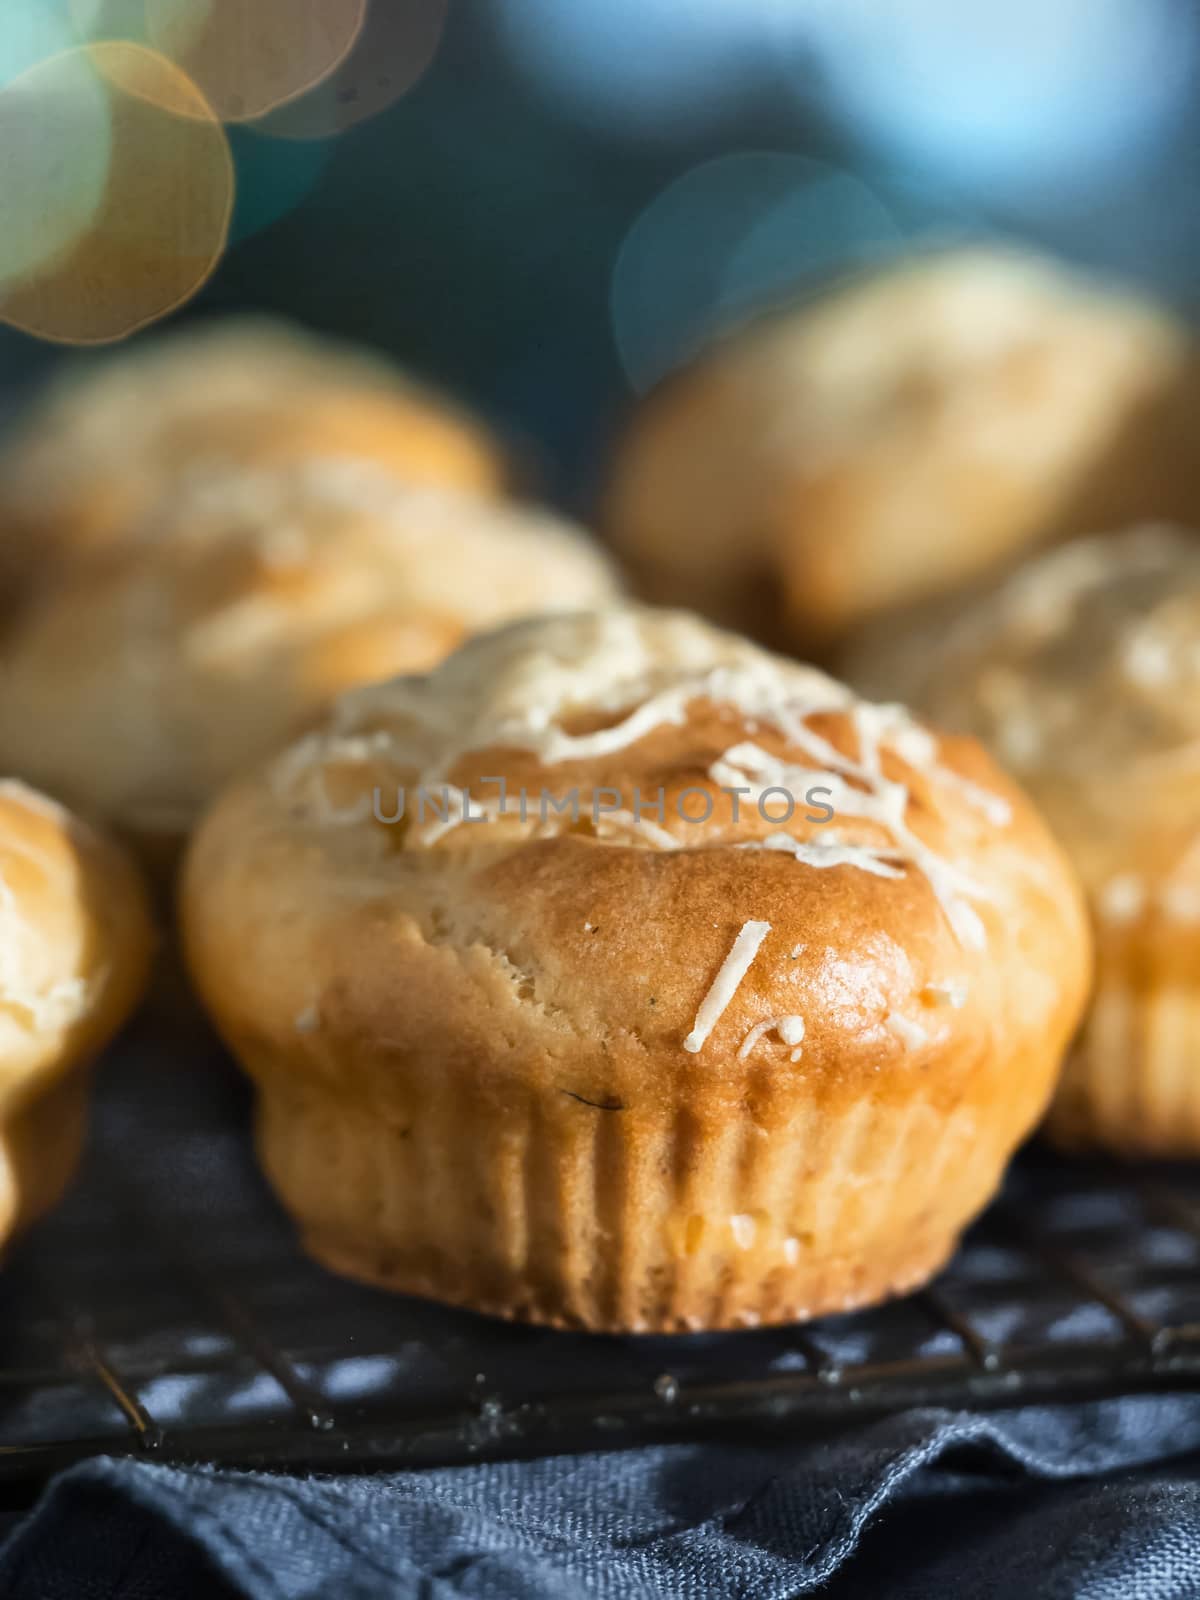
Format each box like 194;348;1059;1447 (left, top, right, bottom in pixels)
4;1394;1200;1598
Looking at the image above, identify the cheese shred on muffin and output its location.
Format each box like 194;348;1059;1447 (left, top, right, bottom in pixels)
183;607;1090;1331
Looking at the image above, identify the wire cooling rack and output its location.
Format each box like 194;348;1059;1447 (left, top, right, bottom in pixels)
2;1022;1200;1503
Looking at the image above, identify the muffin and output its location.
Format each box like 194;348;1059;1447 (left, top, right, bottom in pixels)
182;607;1090;1331
0;780;152;1245
0;461;618;856
850;526;1200;1154
605;248;1197;649
0;317;505;600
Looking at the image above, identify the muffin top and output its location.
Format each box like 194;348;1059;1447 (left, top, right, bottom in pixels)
734;248;1182;467
192;607;1089;1101
606;248;1191;640
0;462;618;836
866;527;1200;768
0;316;505;586
850;525;1200;905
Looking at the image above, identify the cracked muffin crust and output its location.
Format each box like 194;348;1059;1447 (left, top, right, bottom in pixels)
182;607;1090;1331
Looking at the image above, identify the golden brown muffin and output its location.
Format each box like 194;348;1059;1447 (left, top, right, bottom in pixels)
182;607;1090;1331
605;249;1197;649
0;317;505;600
849;526;1200;1154
0;461;618;856
0;780;153;1244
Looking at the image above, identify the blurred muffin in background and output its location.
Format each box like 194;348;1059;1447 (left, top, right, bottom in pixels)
0;317;506;603
605;248;1199;651
0;780;152;1245
0;459;617;859
848;525;1200;1155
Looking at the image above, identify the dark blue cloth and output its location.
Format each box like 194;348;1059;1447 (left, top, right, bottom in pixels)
5;1394;1200;1598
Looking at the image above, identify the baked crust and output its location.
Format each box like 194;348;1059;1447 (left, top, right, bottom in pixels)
847;525;1200;1153
0;317;506;600
0;780;153;1243
605;249;1198;648
0;462;617;846
182;607;1090;1330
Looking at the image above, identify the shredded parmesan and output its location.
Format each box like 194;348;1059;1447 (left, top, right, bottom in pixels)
922;981;968;1009
937;767;1013;826
684;920;771;1054
1099;874;1145;925
730;1214;757;1249
598;809;680;850
0;975;92;1031
885;1012;929;1049
414;785;473;847
735;1021;775;1061
0;864;100;1035
716;736;993;949
272;615;1009;1044
750;830;904;879
777;1015;806;1046
737;1012;806;1060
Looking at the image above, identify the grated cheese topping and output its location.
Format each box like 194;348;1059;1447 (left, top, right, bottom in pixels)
285;618;1006;946
1098;874;1146;926
684;920;771;1054
0;861;99;1036
730;1214;757;1249
597;809;680;851
0;974;92;1032
737;1012;806;1061
749;830;904;880
272;611;1014;1056
885;1012;929;1050
922;981;968;1009
715;730;993;949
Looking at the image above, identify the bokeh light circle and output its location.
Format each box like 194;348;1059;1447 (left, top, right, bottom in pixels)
611;154;907;393
70;0;367;122
0;49;113;295
769;0;1187;199
251;0;447;140
0;0;78;86
0;42;234;344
